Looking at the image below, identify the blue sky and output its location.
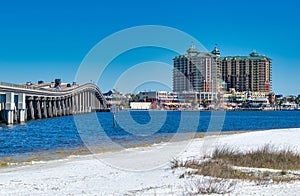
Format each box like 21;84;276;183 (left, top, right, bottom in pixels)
0;0;299;95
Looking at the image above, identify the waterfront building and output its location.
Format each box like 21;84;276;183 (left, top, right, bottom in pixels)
173;45;272;104
248;91;268;100
130;102;152;110
103;89;129;107
173;45;222;102
138;91;177;103
223;90;268;103
223;91;248;103
221;51;272;93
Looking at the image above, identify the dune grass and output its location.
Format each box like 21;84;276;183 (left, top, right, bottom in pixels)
212;144;300;170
171;144;300;182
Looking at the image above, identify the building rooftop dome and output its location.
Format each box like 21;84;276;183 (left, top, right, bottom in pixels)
250;50;260;57
187;42;198;54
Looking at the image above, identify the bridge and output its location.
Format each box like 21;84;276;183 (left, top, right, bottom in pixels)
0;82;108;125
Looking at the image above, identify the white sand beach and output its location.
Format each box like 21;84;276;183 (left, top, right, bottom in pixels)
0;128;300;195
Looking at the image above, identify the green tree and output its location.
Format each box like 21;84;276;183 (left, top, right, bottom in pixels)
295;97;300;104
279;99;284;106
131;94;139;102
287;96;296;103
201;99;209;108
228;95;237;103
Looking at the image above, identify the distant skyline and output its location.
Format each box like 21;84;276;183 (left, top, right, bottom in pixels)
0;0;300;95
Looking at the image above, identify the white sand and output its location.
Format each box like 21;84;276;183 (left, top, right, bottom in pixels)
0;128;300;195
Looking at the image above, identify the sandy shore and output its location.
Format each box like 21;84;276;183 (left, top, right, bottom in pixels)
0;128;300;195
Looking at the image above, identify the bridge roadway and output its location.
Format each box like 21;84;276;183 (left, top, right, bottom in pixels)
0;82;108;124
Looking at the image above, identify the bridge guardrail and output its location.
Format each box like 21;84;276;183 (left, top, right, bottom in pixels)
0;81;38;90
1;81;84;92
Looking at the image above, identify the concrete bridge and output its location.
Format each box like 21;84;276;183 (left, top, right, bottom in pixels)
0;82;108;125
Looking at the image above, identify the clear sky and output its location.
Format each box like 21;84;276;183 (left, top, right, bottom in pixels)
0;0;299;95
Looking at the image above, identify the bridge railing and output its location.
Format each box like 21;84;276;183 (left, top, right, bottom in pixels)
0;81;77;92
0;81;38;90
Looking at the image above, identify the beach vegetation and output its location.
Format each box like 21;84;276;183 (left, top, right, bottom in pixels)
171;144;300;184
211;144;300;170
187;178;236;195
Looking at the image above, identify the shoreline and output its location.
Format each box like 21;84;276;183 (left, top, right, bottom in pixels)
1;127;299;170
0;130;234;169
0;128;300;194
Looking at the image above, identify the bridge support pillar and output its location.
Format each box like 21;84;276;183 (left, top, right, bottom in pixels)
52;99;57;117
67;96;72;115
83;92;87;113
35;98;42;119
75;94;78;114
28;97;35;120
86;92;89;113
79;93;82;113
91;92;94;111
6;111;14;125
42;98;48;118
72;95;76;114
57;98;62;116
96;96;99;109
18;93;26;123
62;98;66;116
87;92;90;112
82;92;85;113
71;95;75;114
87;92;91;112
65;97;68;115
48;98;53;118
19;109;25;123
61;98;64;116
5;92;15;125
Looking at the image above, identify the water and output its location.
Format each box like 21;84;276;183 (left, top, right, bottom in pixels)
0;110;300;167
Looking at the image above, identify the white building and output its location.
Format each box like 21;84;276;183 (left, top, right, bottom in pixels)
138;91;177;102
130;102;152;110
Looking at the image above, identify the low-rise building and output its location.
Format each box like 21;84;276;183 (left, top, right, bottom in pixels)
138;91;177;102
248;91;268;100
223;91;247;103
103;90;129;107
130;102;152;110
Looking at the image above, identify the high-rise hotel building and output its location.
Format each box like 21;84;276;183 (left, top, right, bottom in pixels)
173;45;272;102
173;45;222;101
221;51;272;93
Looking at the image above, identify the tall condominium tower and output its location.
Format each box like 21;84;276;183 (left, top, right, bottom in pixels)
221;51;272;93
173;45;221;101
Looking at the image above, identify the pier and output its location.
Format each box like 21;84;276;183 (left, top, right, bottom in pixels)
0;82;108;125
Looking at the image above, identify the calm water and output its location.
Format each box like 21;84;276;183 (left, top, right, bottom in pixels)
0;110;300;165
